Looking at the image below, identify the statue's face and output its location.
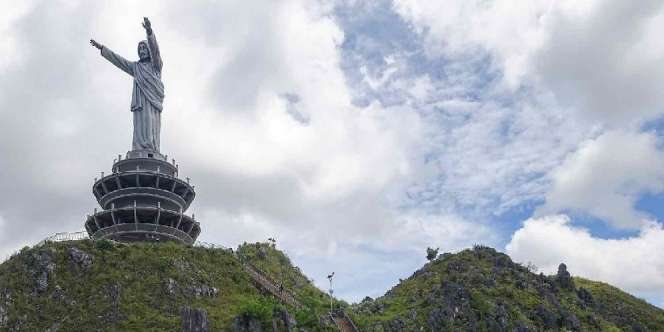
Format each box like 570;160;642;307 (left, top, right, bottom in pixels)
138;42;150;61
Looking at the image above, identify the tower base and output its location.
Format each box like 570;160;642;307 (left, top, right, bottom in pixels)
85;151;199;245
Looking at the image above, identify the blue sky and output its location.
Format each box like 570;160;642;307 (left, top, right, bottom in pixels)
0;0;663;308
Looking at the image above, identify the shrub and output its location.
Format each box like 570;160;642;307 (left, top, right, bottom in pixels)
95;239;114;251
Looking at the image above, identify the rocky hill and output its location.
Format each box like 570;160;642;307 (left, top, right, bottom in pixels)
0;240;339;331
348;245;664;331
0;241;661;331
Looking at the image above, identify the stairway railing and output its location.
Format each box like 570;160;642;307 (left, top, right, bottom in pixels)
329;309;359;332
242;262;302;309
37;231;89;246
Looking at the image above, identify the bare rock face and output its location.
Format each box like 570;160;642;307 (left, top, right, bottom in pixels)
257;246;268;260
560;310;581;331
0;288;9;328
272;307;296;331
187;285;219;299
181;306;209;332
556;263;574;290
103;283;122;323
0;304;6;328
28;250;56;293
165;278;219;299
427;281;478;331
45;321;61;332
166;278;178;296
68;247;93;271
534;304;557;329
232;313;263;332
577;287;595;307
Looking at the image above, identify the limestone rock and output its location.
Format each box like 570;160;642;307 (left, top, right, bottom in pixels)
0;289;8;328
556;263;574;290
103;283;122;323
166;278;218;298
166;278;178;296
232;312;263;332
257;246;268;260
427;281;477;331
271;307;296;331
173;259;191;275
0;305;6;328
491;303;508;331
513;322;533;332
384;317;406;331
45;321;61;332
186;284;219;298
28;250;55;293
533;305;557;329
560;310;581;331
577;287;595;307
181;306;209;332
68;247;93;271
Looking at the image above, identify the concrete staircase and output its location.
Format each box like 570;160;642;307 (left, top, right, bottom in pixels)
238;252;360;332
330;310;359;332
242;262;302;309
242;263;359;332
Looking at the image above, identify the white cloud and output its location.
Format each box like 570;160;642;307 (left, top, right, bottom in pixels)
0;0;33;71
539;130;664;229
393;0;664;125
286;212;496;301
506;215;664;302
335;1;589;216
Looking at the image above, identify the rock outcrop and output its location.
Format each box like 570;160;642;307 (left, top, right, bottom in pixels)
181;306;209;332
232;313;263;332
556;263;574;290
68;247;93;271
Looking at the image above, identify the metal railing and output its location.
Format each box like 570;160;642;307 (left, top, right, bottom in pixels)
194;241;230;250
37;231;90;246
329;309;360;332
36;231;232;251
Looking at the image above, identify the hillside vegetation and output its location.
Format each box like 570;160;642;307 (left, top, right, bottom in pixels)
349;245;664;331
0;240;335;331
0;241;661;331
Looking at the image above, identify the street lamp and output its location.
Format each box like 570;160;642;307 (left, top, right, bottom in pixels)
327;272;335;312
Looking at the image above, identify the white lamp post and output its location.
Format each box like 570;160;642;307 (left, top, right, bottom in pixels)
327;272;335;312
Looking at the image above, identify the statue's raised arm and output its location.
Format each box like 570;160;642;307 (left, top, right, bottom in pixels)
143;17;162;74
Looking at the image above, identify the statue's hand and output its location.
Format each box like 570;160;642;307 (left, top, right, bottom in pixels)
90;39;102;50
142;17;152;34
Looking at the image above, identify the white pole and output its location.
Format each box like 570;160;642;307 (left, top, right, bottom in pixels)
330;278;333;312
328;272;334;312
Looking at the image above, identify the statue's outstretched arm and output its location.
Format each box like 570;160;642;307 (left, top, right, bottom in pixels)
91;39;134;76
101;47;134;76
143;17;163;72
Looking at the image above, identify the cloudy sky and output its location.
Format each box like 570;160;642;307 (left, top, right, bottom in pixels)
1;0;664;308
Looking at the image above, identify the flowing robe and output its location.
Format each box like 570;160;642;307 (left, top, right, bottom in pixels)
100;32;164;152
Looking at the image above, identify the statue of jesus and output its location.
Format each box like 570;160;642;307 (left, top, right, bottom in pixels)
90;17;164;153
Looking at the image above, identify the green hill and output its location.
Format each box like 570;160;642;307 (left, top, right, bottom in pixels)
0;241;661;331
349;245;664;331
0;240;336;331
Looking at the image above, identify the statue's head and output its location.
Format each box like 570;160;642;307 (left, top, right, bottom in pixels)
137;41;150;61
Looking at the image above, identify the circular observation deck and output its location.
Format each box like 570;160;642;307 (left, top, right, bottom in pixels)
85;152;200;245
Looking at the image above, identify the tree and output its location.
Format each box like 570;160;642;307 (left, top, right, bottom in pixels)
426;247;439;262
